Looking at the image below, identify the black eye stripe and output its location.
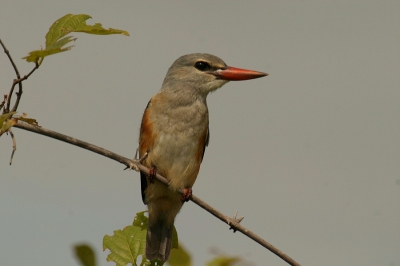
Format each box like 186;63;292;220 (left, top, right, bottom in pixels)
194;61;211;71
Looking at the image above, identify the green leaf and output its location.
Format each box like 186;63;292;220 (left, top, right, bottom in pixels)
104;211;179;266
22;14;129;63
0;112;15;127
22;37;75;63
0;112;16;135
45;14;92;47
167;244;191;266
73;244;96;266
133;211;149;230
103;225;147;266
103;211;149;266
75;22;130;36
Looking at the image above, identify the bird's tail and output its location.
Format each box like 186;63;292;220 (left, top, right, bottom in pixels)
146;219;173;261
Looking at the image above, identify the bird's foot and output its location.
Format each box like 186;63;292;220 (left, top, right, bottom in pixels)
124;148;144;172
148;166;156;183
228;210;244;233
181;188;192;202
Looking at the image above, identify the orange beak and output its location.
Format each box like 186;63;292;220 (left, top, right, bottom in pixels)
213;66;268;81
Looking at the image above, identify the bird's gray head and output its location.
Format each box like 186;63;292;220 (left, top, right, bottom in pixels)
161;53;229;96
161;53;268;96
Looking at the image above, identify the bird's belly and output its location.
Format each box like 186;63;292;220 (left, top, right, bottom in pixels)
151;130;203;191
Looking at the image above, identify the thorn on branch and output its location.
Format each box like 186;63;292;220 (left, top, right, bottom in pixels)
228;210;245;232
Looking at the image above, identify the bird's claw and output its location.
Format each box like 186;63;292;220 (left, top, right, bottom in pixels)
228;210;244;232
126;161;140;172
181;188;192;202
124;148;142;172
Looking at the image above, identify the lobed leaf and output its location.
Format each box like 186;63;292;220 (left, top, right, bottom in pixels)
103;225;147;266
104;211;179;266
22;37;75;62
45;14;92;47
23;14;129;63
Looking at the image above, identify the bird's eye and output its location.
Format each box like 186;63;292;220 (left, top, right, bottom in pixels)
194;61;211;71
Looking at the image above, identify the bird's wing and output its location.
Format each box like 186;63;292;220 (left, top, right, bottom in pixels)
139;99;153;204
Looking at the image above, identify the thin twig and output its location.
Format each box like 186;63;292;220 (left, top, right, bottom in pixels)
0;39;21;80
0;38;21;113
0;38;40;113
13;122;301;266
0;94;7;110
10;62;40;112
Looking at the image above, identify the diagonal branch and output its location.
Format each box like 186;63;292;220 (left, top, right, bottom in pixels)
13;122;301;266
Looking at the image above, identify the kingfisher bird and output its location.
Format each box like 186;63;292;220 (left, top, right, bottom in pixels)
138;53;267;261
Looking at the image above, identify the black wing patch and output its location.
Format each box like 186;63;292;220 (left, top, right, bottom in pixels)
140;171;147;204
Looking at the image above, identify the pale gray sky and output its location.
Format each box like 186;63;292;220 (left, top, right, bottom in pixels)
1;1;399;265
